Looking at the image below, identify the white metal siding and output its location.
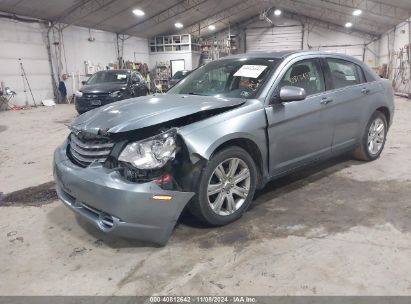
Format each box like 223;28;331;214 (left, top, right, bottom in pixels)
317;46;365;61
246;26;303;52
0;19;53;106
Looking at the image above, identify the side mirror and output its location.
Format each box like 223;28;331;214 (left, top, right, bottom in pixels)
279;86;306;102
81;81;87;85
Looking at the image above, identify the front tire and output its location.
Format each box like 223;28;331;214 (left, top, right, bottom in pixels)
353;111;387;161
188;146;258;226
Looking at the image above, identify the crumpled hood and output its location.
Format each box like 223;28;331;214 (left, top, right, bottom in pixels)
70;94;245;134
81;83;127;93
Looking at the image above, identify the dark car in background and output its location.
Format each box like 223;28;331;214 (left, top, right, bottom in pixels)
168;70;192;88
75;69;149;114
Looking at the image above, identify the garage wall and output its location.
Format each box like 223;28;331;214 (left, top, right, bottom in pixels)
243;18;377;65
306;27;370;61
246;25;303;52
0;18;54;106
53;26;149;75
0;16;149;106
51;26;149;95
149;51;200;72
370;18;411;95
232;18;378;66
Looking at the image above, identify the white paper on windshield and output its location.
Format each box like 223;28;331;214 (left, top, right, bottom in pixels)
234;65;268;78
117;74;127;80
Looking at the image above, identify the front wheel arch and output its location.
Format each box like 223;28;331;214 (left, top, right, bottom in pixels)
208;138;264;189
376;106;390;127
187;146;258;226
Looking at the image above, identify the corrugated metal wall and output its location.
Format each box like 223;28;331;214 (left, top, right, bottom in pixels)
317;45;365;61
0;19;53;106
246;26;303;52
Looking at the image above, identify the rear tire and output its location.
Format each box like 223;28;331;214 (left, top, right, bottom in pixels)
188;146;257;226
353;111;387;161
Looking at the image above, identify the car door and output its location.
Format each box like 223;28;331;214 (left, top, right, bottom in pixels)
323;58;371;151
265;58;335;175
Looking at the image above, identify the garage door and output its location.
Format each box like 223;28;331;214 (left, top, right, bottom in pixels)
0;20;54;107
246;26;303;52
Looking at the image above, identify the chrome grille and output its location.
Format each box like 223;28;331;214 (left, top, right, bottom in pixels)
68;133;114;167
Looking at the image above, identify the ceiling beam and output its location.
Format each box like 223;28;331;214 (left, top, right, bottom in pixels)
151;0;382;40
60;0;119;29
201;8;378;42
275;0;385;35
290;0;400;27
283;10;379;41
119;0;208;34
313;0;409;23
90;0;146;28
361;0;411;20
51;0;94;23
174;0;254;36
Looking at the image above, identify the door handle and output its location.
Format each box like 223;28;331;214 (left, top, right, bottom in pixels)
320;97;333;105
361;88;370;94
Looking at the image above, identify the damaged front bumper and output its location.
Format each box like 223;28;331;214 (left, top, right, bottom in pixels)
53;140;194;245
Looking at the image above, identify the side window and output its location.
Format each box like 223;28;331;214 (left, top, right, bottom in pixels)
131;73;138;83
326;59;363;89
279;59;325;96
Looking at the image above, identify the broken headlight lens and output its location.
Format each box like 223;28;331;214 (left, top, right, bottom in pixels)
118;128;178;169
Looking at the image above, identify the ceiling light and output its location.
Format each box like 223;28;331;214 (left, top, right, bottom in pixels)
132;9;145;16
274;9;282;16
208;24;216;30
353;9;362;16
175;22;183;29
345;22;353;28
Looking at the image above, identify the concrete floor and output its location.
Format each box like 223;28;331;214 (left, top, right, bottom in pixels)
0;98;411;296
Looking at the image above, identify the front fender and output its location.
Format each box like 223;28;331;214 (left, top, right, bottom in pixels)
178;100;269;175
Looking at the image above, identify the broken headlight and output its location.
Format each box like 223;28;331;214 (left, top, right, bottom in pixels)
118;128;178;169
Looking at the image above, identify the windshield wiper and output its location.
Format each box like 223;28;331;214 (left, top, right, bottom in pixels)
187;92;205;96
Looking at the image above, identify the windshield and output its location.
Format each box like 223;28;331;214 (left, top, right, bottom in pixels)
86;71;129;85
168;58;280;99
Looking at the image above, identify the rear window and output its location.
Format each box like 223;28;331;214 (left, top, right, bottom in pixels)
326;59;364;89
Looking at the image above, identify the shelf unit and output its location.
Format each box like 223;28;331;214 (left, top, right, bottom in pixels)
199;34;239;64
149;34;201;53
154;61;171;91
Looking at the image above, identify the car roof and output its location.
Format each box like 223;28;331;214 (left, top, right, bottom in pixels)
225;51;299;59
97;69;132;73
223;50;362;64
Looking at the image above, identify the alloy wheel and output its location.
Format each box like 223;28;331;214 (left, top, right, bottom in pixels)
367;117;385;156
207;158;251;216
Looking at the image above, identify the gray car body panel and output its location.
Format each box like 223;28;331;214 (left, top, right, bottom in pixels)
70;94;246;134
54;51;394;244
54;139;194;245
